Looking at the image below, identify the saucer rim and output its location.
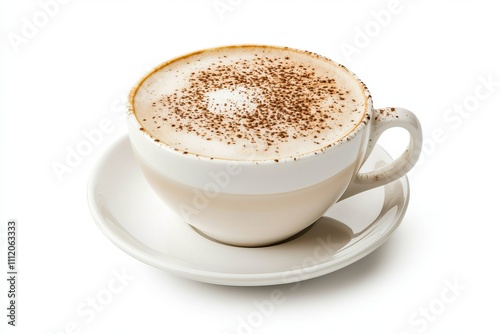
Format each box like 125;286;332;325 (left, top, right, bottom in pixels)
88;136;409;286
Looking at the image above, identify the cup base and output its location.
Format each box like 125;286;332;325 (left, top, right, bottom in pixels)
190;223;316;248
138;154;357;248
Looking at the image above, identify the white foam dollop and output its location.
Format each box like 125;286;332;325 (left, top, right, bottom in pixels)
205;86;263;116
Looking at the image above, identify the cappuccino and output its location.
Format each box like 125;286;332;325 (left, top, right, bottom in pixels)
127;45;423;246
132;46;366;161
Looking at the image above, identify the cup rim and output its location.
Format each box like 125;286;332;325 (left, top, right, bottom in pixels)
127;44;373;164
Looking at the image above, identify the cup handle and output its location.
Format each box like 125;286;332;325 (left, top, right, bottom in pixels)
338;107;423;201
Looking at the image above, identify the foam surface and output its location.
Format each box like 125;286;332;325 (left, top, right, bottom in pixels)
133;46;366;160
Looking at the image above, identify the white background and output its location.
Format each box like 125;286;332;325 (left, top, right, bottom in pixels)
1;0;499;333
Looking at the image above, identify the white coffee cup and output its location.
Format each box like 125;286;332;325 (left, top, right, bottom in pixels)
127;45;422;247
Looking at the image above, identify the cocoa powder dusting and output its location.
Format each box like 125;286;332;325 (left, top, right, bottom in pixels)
138;49;364;159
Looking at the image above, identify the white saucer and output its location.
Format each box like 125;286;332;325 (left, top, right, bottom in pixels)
88;136;409;286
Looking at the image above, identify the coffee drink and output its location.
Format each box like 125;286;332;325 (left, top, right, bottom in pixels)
127;45;422;246
132;46;366;161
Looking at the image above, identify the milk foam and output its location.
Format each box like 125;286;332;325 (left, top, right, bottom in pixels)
133;46;366;160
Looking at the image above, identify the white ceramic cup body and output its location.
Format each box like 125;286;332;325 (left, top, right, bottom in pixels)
127;45;422;247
